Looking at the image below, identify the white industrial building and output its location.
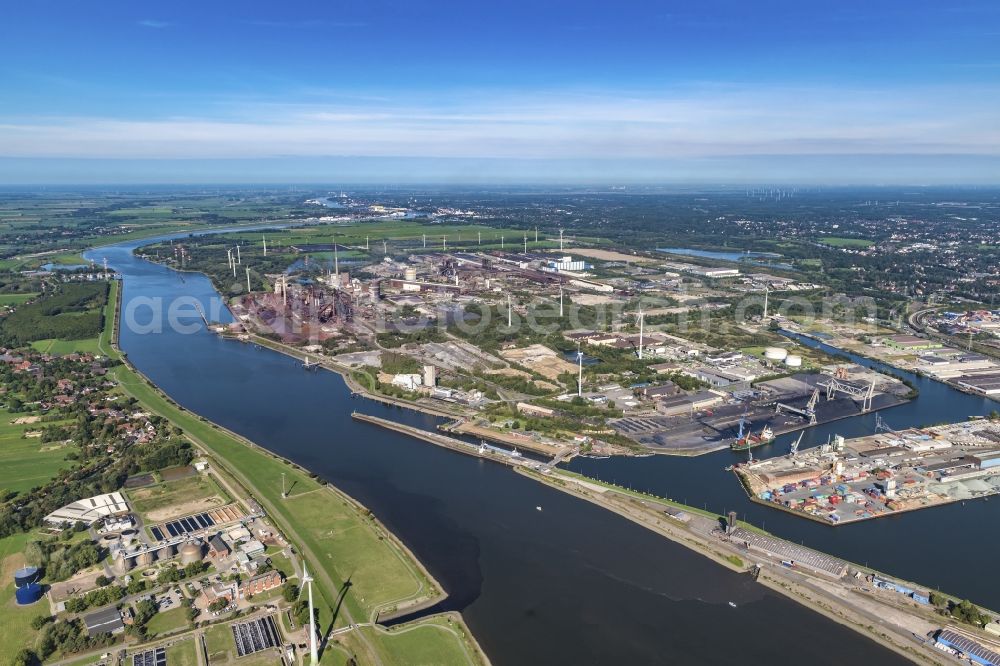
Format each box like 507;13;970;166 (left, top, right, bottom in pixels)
545;256;591;272
44;492;130;527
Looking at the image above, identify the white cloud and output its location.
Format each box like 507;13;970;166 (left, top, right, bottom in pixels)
137;20;171;29
1;84;998;159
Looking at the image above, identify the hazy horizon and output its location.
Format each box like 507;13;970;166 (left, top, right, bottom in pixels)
3;0;999;184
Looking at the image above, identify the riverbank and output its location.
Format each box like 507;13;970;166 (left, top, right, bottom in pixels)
106;278;490;666
522;467;948;666
789;328;1000;404
352;393;968;665
227;329;468;420
93;230;984;663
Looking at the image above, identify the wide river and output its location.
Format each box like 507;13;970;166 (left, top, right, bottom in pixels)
87;234;938;665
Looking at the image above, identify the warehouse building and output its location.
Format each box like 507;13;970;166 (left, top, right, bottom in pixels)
44;492;130;527
653;391;724;417
83;607;126;637
883;335;942;351
956;372;1000;396
934;629;1000;666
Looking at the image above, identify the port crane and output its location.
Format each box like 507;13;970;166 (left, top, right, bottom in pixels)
874;413;897;434
817;377;877;413
774;388;820;425
789;431;803;456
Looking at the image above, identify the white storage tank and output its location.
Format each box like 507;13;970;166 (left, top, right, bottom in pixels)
764;347;788;361
784;354;802;368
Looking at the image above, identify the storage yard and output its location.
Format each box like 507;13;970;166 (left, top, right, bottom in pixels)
735;419;1000;524
611;366;911;455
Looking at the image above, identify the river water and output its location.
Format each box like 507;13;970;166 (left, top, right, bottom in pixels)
87;237;919;665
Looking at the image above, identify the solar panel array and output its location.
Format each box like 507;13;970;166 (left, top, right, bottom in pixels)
938;630;1000;666
149;505;243;542
232;615;281;657
132;647;165;666
730;527;848;577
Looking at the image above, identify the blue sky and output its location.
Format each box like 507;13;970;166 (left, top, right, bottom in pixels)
1;0;999;183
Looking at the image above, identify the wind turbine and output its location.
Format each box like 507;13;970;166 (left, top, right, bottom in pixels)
577;344;584;397
637;304;645;360
302;562;318;664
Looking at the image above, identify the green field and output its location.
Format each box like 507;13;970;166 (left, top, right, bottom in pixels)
164;639;200;666
0;293;38;306
283;487;424;616
0;281;108;346
266;549;296;579
99;258;479;664
126;472;229;520
114;365;480;664
355;617;480;666
30;337;102;355
115;367;429;619
108;207;176;217
818;237;874;248
0;407;73;495
145;606;189;637
41;252;87;266
0;533;49;657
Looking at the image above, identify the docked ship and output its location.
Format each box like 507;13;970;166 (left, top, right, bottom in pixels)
731;414;774;451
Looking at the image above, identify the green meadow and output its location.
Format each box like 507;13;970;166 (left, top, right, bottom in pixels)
818;236;874;248
0;407;73;495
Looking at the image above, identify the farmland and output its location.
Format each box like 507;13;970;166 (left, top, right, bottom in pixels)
818;236;875;248
0;406;73;495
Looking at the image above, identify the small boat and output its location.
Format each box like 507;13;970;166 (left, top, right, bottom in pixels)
536;506;542;512
728;602;737;608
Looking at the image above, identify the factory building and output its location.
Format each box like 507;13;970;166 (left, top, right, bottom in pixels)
240;570;284;598
208;534;231;560
44;492;130;527
545;256;591;272
636;382;682;400
956;372;1000;396
84;607;126;637
934;629;1000;666
883;335;942;351
653;391;724;417
423;364;437;387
